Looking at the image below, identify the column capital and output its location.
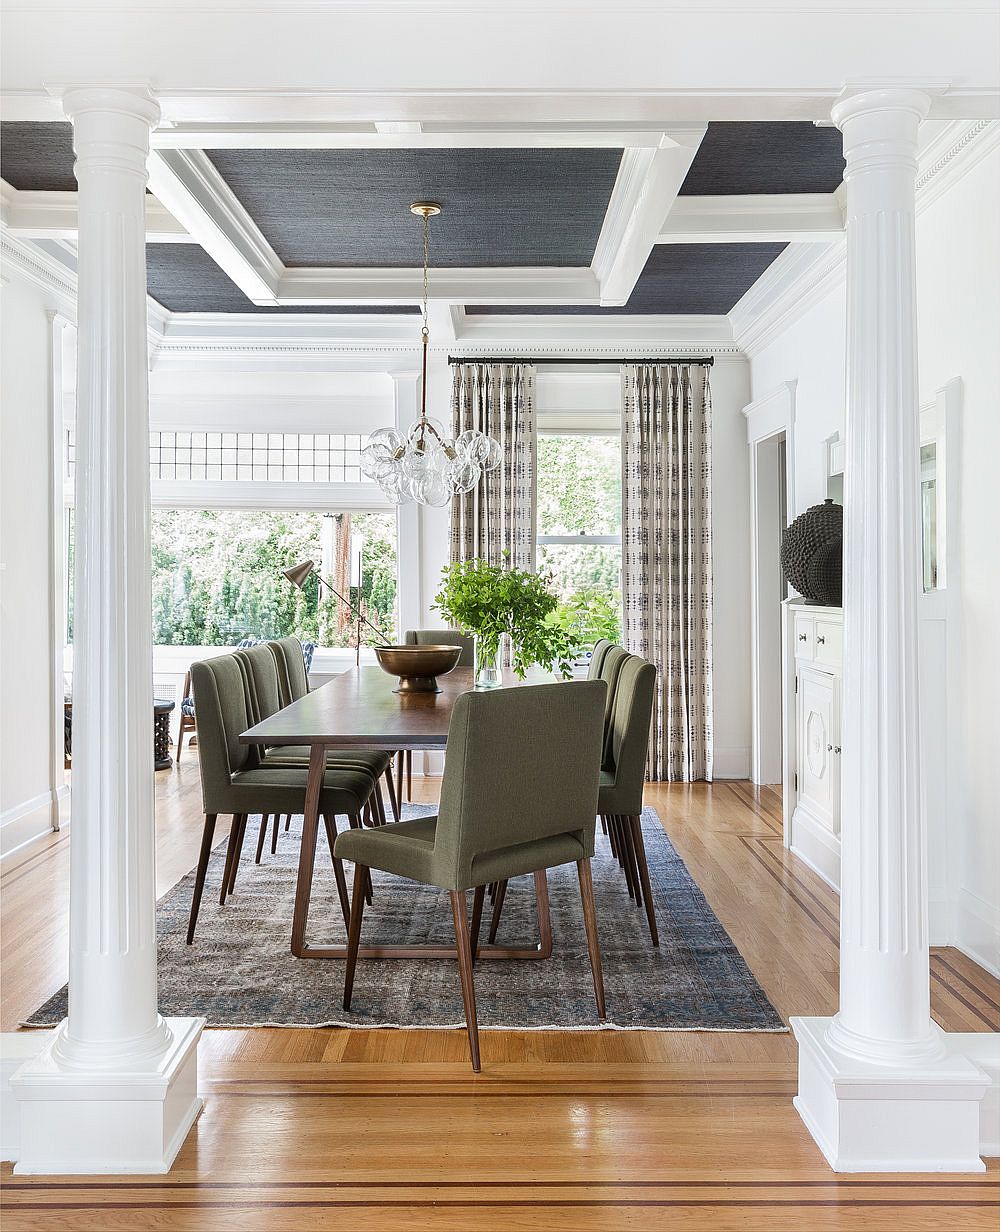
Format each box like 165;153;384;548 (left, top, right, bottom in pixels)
59;85;160;131
831;86;932;133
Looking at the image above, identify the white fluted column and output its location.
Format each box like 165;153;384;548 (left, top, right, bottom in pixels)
11;88;203;1175
790;87;988;1173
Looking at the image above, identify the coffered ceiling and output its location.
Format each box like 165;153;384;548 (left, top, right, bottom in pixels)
1;118;847;318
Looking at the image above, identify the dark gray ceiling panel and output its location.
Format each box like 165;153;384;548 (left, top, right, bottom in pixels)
204;148;623;268
679;122;845;196
466;243;788;316
145;244;418;314
1;122;76;191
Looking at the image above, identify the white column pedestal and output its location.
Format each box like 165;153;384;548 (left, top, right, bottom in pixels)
11;1019;202;1175
793;1018;988;1173
9;86;203;1175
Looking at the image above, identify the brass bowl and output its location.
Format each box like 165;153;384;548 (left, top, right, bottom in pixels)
374;645;463;693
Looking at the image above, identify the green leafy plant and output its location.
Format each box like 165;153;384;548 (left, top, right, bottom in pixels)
547;586;621;650
433;557;582;679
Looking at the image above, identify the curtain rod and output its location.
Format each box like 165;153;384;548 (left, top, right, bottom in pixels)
447;355;714;368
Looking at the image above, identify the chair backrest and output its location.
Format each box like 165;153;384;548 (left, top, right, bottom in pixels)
433;680;606;889
598;643;630;754
270;636;311;704
604;655;656;806
190;654;261;810
587;638;614;680
235;643;284;723
404;628;475;668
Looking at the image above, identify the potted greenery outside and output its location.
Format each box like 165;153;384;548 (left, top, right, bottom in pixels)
434;557;581;688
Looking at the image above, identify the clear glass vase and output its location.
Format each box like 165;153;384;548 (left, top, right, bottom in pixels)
474;636;503;689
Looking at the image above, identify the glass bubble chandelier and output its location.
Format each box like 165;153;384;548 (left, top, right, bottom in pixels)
360;202;501;507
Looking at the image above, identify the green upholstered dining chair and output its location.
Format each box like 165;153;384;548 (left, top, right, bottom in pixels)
235;645;395;858
396;629;476;803
186;653;374;945
489;652;661;949
598;654;659;945
587;638;614;680
268;637;400;829
334;679;608;1072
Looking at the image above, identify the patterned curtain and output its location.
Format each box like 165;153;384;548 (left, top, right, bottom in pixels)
449;362;536;569
621;363;713;782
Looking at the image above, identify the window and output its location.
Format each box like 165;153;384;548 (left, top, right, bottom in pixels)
535;433;622;645
66;429;365;484
150;509;397;648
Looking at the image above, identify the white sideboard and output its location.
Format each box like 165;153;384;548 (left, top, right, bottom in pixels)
782;601;843;889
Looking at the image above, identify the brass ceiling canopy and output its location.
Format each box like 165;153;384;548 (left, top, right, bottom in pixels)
409;201;442;218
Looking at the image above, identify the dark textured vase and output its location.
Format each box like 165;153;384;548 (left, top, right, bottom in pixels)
780;498;843;606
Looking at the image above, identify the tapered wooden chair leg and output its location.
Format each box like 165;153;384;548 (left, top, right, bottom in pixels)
383;766;400;821
226;813;249;896
470;884;485;963
270;813;279;854
618;813;643;907
347;814;374;904
342;862;369;1010
628;815;659;946
284;813;291;831
322;813;351;929
449;889;481;1072
487;878;509;943
254;812;269;863
220;813;245;904
406;750;413;801
577;858;606;1020
373;781;386;825
186;813;217;944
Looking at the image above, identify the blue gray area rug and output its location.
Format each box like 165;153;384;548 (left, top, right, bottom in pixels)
26;806;785;1032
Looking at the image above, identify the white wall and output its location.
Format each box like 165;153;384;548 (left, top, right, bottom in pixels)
748;141;1000;973
0;275;66;857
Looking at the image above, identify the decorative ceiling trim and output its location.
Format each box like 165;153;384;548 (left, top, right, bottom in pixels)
915;118;1000;211
150;124;664;150
592;125;706;305
146;148;283;302
276;264;601;306
659;192;844;244
1;179;190;242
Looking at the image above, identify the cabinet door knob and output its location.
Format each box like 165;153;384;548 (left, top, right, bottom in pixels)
816;635;826;645
834;746;841;754
798;633;807;641
827;744;833;751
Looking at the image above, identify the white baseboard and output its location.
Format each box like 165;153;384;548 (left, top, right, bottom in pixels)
954;888;1000;980
789;804;841;891
1;786;69;862
712;746;751;780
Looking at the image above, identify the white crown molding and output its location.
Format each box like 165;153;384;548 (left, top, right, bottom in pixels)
592;125;706;305
728;240;846;357
659;193;844;244
150;123;667;150
146;148;282;302
728;117;1000;357
0;224;78;311
915;118;1000;211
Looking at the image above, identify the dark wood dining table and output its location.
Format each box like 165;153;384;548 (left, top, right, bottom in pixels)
240;665;554;961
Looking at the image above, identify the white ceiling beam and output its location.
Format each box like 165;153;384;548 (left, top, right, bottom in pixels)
276;266;600;307
146;148;282;303
148;125;667;150
0;180;192;242
592;125;707;306
658;193;845;244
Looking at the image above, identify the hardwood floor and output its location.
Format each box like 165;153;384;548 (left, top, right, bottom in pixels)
2;755;997;1230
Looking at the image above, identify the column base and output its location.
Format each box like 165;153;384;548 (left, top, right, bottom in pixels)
10;1016;204;1174
791;1016;989;1172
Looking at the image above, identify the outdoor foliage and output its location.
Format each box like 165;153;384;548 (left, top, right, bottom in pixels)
434;557;581;679
147;509;397;647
